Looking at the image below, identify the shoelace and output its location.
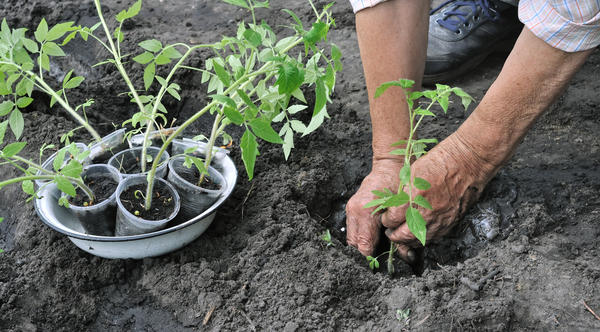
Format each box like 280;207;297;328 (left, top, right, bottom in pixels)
431;0;498;33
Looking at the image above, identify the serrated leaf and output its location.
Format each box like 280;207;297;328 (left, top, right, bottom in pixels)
22;38;38;53
155;54;170;65
139;39;162;53
439;95;449;113
143;62;155;90
382;192;409;208
42;42;65;57
414;108;436;117
40;53;50;71
34;18;48;42
46;22;74;41
406;207;427;245
364;197;387;209
54;175;76;197
287;104;307;114
212;60;231;86
133;51;154;64
223;106;244;125
374;81;402;99
2;142;26;157
414;195;432;210
240;129;259;180
162;46;182;59
399;164;410;185
211;94;236;109
289;120;306;134
222;0;249;8
0;121;8;145
249;119;283;144
64;76;84;89
304;22;328;44
275;63;304;95
243;28;262;47
283;128;293;160
167;87;181;100
8;109;23;139
414;177;431;191
60;160;82;178
16;97;33;108
291;88;306;103
0;101;13;116
53;148;67;171
237;89;258;114
22;180;35;195
302;107;326;136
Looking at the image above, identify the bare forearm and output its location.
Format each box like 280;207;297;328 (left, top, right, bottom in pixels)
355;0;429;162
456;28;593;174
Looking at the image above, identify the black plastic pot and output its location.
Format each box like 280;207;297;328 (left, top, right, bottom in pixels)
115;175;181;236
167;156;226;222
107;146;169;179
63;164;122;236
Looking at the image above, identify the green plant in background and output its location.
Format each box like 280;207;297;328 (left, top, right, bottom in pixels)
365;79;472;275
85;0;342;211
395;308;411;325
0;18;102;142
321;229;333;247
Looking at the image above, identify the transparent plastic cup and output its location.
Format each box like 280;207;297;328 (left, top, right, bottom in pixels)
88;128;129;164
63;164;122;236
115;175;181;236
167;156;226;222
107;147;169;179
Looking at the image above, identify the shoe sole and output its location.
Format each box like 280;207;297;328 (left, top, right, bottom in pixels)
422;37;517;85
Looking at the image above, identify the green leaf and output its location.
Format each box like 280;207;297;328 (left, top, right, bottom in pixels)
240;129;259;180
222;0;249;9
133;51;154;64
64;76;84;89
414;195;432;210
46;22;74;41
139;39;162;52
331;43;342;71
16;97;33;108
22;38;38;53
42;42;65;57
414;177;431;191
211;94;237;109
313;77;327;116
162;46;182;59
54;175;76;197
155;54;170;65
167;87;181;100
223;107;244;125
60;160;82;178
382;192;409;208
389;148;406;156
452;87;473;111
9;109;23;139
2;142;26;157
34;18;48;42
22;180;35;195
0;101;14;116
283;129;294;160
143;62;155;90
212;60;231;86
237;89;258;114
287;104;307;114
304;22;328;44
40;53;50;71
289;120;306;134
416;138;438;144
406;207;427;245
243;28;262;47
282;9;303;29
275;63;304;95
249;119;283;144
374;81;402;99
439;95;449;113
414;108;436;117
399;164;410;185
0;121;8;145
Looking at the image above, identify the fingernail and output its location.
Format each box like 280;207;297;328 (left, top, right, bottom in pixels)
406;249;416;264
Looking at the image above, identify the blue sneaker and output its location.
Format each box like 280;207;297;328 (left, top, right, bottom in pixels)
424;0;522;84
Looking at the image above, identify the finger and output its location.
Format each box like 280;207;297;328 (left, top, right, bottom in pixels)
394;243;415;264
381;205;408;229
385;223;419;246
346;213;380;256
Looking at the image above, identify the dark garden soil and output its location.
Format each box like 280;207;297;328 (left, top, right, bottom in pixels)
113;155;157;175
71;173;119;207
1;1;599;331
119;183;176;221
180;168;221;191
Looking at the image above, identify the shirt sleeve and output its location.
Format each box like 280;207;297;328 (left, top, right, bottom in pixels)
349;0;389;13
519;0;600;52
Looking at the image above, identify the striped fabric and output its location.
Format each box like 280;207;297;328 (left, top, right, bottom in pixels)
519;0;600;51
350;0;600;52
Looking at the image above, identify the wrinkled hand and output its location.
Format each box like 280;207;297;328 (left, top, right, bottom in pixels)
382;132;497;258
346;159;403;256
